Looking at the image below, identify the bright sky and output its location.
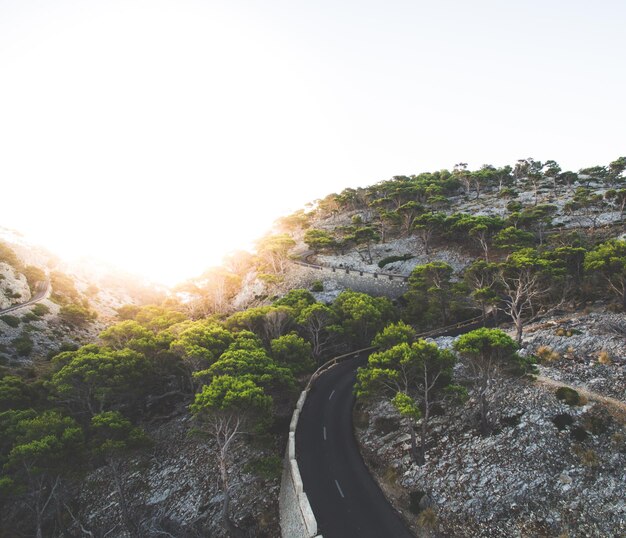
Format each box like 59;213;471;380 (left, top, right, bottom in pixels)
1;0;625;285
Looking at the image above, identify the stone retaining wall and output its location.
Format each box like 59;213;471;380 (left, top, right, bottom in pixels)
279;390;322;538
293;262;408;298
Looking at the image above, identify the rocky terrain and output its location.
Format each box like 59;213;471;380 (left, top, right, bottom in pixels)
356;316;626;538
0;229;165;365
74;404;281;537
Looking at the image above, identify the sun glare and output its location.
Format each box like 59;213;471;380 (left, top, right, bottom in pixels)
2;1;625;285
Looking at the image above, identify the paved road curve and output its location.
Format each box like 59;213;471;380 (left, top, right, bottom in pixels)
0;280;50;315
296;356;414;538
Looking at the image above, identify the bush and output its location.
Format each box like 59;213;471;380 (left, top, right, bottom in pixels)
0;315;20;328
32;304;50;317
417;507;438;530
597;350;612;365
12;333;34;357
244;455;282;480
21;312;38;323
59;303;97;327
556;386;581;406
552;413;574;430
310;280;324;292
408;490;426;515
536;345;560;362
555;327;582;337
578;448;599;468
378;254;414;269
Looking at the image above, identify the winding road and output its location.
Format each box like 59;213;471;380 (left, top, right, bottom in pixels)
0;280;50;315
296;355;414;538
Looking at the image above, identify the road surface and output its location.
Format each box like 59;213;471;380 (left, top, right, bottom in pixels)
0;280;50;315
296;356;414;538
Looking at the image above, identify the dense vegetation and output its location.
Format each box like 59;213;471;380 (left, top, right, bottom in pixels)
2;156;625;536
0;289;395;536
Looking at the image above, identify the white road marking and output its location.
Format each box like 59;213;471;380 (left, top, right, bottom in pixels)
329;390;335;400
323;426;327;440
335;479;345;498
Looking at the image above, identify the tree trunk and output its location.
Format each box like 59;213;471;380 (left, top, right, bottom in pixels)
418;416;428;466
515;316;523;345
409;424;420;464
110;461;136;537
479;390;490;435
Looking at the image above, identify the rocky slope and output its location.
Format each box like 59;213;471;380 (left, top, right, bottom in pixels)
356;314;626;538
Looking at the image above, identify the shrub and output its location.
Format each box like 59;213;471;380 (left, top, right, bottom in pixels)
310;280;324;292
59;303;97;327
501;189;520;200
0;315;20;328
417;507;438;530
578;448;599;468
32;303;50;317
408;490;426;515
597;350;612;365
244;455;282;480
555;386;581;406
21;312;38;323
570;426;589;441
552;413;574;430
536;345;560;362
12;333;34;357
378;254;414;269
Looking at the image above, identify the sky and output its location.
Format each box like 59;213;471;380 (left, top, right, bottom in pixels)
1;0;625;285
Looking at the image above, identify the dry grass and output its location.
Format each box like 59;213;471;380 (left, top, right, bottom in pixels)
597;350;612;365
536;345;561;362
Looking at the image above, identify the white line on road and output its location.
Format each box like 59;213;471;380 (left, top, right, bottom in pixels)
335;479;345;498
329;390;335;400
323;426;327;440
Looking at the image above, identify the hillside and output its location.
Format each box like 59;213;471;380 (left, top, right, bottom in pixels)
1;157;625;538
0;228;165;365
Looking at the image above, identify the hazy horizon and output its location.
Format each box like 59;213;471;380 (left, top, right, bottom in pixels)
2;0;624;283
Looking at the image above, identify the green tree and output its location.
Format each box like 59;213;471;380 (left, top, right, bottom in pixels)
99;320;157;352
90;411;151;537
333;291;394;347
303;229;337;253
463;260;499;322
297;303;343;361
49;347;150;416
406;262;462;326
169;321;234;388
196;346;295;393
270;333;314;375
256;234;296;274
453;328;523;434
357;340;462;464
497;250;556;344
273;289;316;318
190;376;271;533
413;212;445;256
1;411;84;538
493;226;535;251
584;240;626;309
372;321;417;350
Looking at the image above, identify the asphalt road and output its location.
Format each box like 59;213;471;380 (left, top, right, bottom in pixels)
0;280;50;315
296;356;414;538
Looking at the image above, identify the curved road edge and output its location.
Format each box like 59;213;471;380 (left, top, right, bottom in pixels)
0;280;51;315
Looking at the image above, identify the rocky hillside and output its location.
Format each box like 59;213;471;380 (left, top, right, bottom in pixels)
0;228;165;365
356;312;626;537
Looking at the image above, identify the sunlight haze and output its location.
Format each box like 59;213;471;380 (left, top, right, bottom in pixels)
1;0;624;284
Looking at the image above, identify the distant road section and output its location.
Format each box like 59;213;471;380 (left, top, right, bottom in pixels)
296;356;414;538
0;281;50;315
